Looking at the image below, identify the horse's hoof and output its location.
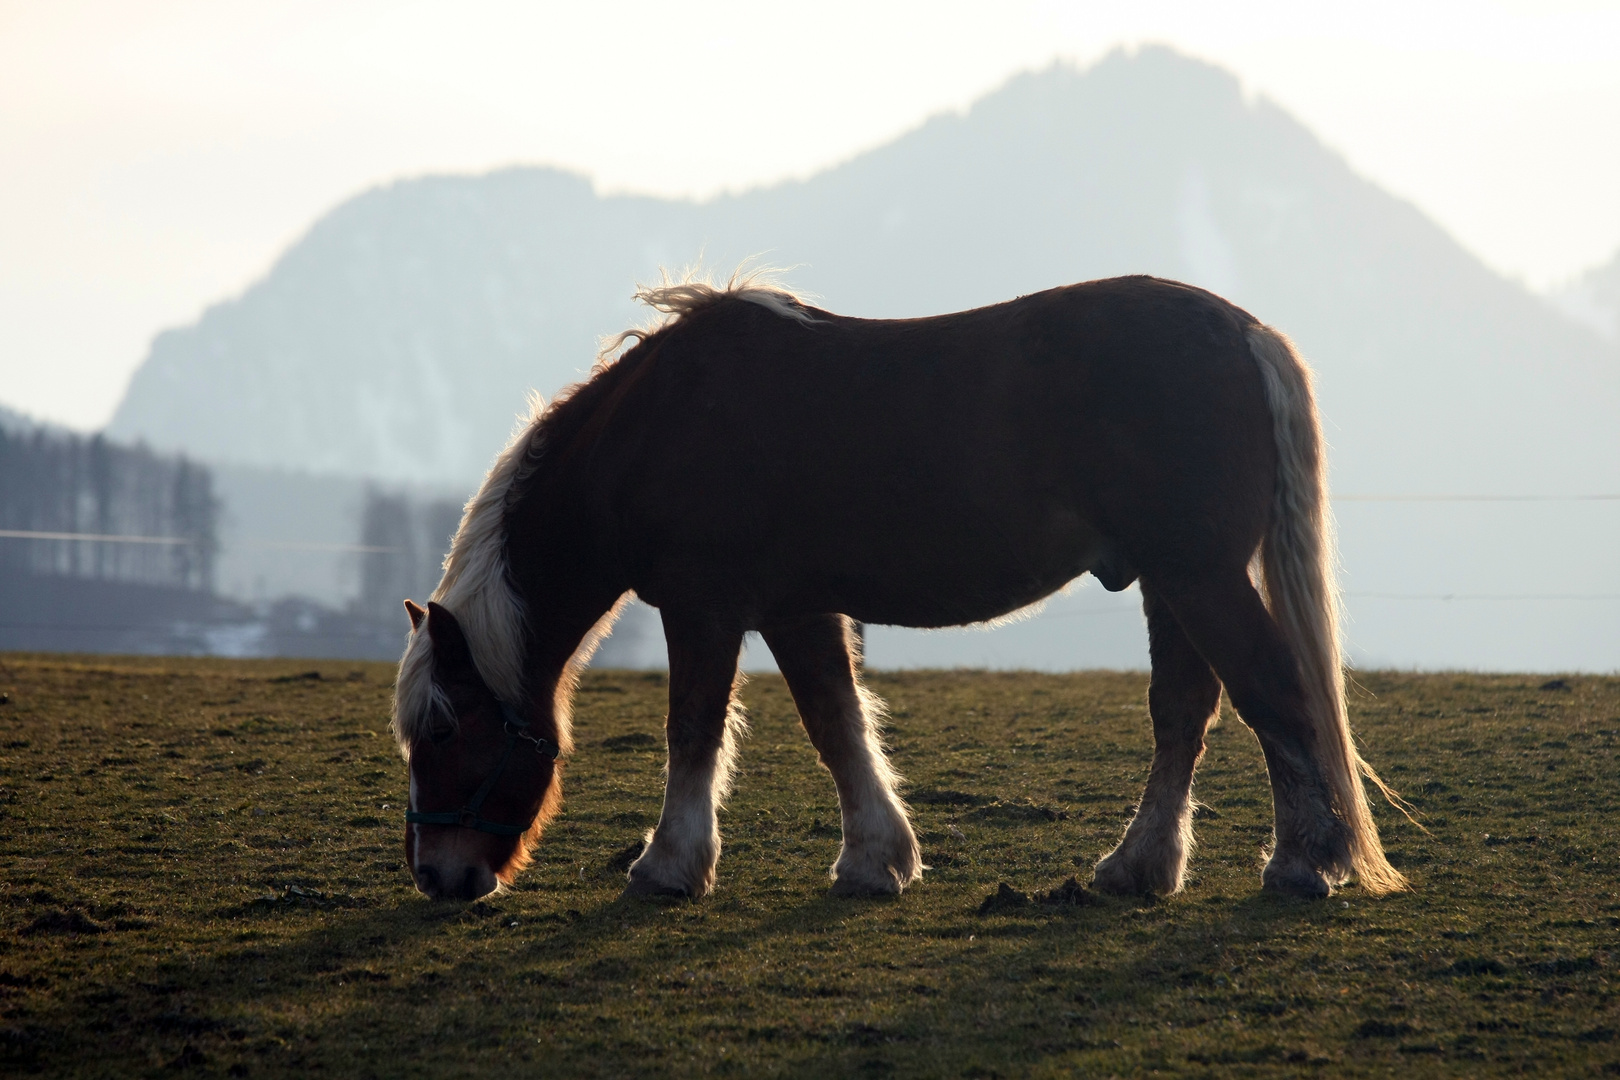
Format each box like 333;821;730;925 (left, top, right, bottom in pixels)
1095;854;1146;893
829;873;902;898
622;876;693;900
1091;850;1174;897
1261;852;1332;899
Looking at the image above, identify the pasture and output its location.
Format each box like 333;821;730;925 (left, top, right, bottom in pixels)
0;654;1616;1078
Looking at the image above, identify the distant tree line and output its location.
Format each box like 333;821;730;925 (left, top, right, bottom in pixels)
353;489;464;623
0;426;217;590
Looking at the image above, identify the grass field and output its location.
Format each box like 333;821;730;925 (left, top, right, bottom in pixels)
0;654;1617;1078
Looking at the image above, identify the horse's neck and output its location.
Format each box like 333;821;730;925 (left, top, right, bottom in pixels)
512;588;622;756
498;433;629;733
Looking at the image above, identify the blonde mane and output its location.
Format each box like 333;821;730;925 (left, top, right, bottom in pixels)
393;266;815;756
392;397;543;753
599;265;817;359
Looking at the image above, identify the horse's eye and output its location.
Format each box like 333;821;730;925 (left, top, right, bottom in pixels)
428;725;455;746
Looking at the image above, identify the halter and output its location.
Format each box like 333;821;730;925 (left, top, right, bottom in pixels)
404;701;560;837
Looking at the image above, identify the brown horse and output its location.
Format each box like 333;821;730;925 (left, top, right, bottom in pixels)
392;273;1407;903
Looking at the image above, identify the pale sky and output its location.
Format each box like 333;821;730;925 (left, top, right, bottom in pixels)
2;0;1618;430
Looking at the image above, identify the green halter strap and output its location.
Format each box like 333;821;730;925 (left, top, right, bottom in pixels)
404;701;559;837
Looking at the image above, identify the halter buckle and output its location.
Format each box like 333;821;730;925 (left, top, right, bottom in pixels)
502;713;560;761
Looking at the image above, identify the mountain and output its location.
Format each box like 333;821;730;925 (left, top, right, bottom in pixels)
0;402;60;436
109;47;1618;494
105;46;1620;670
1550;249;1620;344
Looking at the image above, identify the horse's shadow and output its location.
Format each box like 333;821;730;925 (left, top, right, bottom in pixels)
42;872;1336;1075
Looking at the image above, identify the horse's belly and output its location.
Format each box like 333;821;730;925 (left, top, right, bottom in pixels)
620;395;1129;627
842;571;1080;629
809;508;1111;629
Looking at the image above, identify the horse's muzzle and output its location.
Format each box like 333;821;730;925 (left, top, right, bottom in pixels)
414;861;497;901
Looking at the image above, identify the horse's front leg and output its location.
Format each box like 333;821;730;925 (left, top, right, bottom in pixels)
761;613;921;896
624;611;745;899
1093;583;1221;896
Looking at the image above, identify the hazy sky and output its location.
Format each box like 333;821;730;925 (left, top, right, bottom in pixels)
3;0;1618;430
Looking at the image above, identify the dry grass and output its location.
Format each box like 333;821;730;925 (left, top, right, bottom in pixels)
0;654;1616;1077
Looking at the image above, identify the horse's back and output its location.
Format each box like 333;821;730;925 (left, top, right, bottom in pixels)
579;277;1276;626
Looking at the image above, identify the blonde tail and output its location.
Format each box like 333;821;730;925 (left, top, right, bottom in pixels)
1247;324;1409;895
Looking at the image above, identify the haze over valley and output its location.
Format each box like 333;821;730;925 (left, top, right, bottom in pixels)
16;48;1620;671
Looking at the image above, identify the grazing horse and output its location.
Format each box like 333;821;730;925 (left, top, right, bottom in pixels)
392;273;1407;903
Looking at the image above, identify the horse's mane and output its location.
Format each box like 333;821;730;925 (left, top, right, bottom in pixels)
598;266;818;359
392;395;544;752
393;267;814;754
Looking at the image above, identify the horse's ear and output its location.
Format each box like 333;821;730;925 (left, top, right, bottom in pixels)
404;599;427;629
424;602;477;679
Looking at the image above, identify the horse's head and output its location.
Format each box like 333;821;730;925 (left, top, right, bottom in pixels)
395;599;562;901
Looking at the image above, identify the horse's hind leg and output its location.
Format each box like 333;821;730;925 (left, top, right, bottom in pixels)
624;610;746;899
1092;583;1222;896
1155;570;1353;898
760;614;921;896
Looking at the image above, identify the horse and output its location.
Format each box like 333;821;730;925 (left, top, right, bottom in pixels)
391;272;1408;903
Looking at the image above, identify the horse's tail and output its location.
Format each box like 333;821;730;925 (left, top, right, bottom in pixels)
1247;324;1409;895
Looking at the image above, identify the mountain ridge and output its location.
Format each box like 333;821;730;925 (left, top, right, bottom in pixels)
97;46;1620;670
108;47;1616;498
1550;249;1620;344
